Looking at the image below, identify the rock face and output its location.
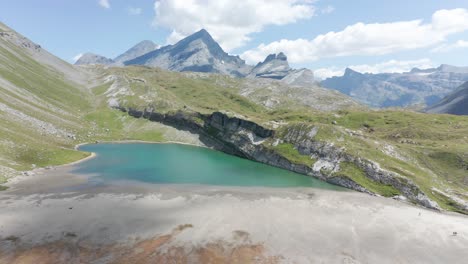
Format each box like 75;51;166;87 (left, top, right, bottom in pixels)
125;29;252;77
75;53;114;65
248;52;291;79
248;53;315;85
281;68;315;86
426;81;468;115
113;40;160;65
119;107;441;211
321;65;468;108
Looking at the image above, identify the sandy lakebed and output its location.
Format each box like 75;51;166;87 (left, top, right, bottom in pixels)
0;147;468;264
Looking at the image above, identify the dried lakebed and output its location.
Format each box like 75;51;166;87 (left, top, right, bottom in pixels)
0;143;467;263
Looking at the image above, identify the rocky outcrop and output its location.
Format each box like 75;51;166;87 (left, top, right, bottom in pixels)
117;106;440;210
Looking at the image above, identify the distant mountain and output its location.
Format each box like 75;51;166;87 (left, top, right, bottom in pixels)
247;52;315;86
248;52;291;79
321;65;468;108
125;29;252;77
75;53;114;65
426;81;468;115
113;40;160;65
73;30;316;83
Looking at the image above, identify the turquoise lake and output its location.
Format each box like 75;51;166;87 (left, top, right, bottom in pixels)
74;143;342;189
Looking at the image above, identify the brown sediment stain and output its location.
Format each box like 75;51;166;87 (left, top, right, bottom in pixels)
0;225;282;264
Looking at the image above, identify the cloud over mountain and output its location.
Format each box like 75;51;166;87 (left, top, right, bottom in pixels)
152;0;315;51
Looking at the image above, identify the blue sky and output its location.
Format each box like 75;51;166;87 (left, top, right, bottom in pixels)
1;0;468;78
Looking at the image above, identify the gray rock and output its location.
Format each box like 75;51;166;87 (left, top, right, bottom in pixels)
281;68;315;86
248;52;291;80
121;107;441;211
125;29;252;77
247;53;315;86
113;40;160;65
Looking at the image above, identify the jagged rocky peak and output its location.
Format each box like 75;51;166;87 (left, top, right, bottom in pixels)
113;40;160;65
249;52;292;79
263;52;288;63
125;28;252;77
74;52;114;65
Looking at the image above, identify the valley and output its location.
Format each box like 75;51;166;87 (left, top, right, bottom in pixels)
0;18;467;263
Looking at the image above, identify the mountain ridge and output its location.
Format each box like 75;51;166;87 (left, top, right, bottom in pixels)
321;65;468;108
426;81;468;115
77;29;315;85
113;40;160;65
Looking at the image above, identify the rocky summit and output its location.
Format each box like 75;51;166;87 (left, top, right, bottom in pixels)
113;40;160;65
75;52;114;65
247;52;316;86
248;52;291;79
125;29;252;77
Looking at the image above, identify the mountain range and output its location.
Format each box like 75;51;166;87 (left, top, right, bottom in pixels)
321;65;468;108
75;40;160;66
76;29;314;86
75;29;468;111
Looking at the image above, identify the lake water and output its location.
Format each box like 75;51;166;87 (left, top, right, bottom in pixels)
74;143;342;189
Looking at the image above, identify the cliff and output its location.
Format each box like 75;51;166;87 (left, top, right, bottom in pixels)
117;107;459;212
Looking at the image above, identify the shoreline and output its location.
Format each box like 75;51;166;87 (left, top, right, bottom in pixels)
4;140;206;187
2;143;468;263
1;175;467;263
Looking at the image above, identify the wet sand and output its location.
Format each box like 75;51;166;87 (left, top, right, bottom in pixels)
0;163;467;263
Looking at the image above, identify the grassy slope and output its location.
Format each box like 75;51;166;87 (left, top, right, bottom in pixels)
0;28;93;175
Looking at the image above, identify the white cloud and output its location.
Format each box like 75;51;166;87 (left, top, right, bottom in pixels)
313;68;344;80
152;0;315;51
321;5;334;14
99;0;110;9
72;53;83;63
431;40;468;53
314;58;435;80
242;8;468;64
